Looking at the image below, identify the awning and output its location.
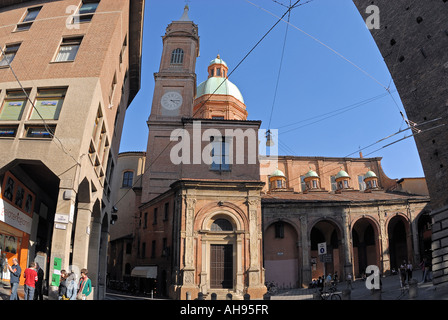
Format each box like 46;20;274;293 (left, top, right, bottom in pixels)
131;266;157;278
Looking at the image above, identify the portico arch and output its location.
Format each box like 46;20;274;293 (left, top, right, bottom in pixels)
309;218;344;280
351;216;381;277
387;214;411;270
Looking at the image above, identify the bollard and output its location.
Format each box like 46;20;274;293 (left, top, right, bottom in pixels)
342;289;351;300
226;293;232;300
244;293;250;300
211;293;217;300
198;292;204;300
409;279;418;299
186;292;191;300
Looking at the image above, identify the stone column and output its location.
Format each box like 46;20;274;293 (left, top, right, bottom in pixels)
199;235;208;294
236;231;244;295
180;197;197;299
246;197;265;298
72;202;93;273
300;215;311;286
379;215;390;274
48;188;76;300
341;211;353;279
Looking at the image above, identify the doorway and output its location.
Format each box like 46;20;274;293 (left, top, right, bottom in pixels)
210;244;233;289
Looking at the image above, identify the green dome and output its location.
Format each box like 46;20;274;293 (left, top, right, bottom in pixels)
270;169;286;178
336;170;350;179
364;170;377;179
304;170;319;178
196;77;244;103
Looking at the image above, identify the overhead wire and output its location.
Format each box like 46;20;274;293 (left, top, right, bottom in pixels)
250;0;429;168
267;0;292;130
113;1;303;208
0;45;81;167
192;0;301;118
281;116;445;185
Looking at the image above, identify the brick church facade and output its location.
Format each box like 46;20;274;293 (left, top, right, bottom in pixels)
108;5;432;299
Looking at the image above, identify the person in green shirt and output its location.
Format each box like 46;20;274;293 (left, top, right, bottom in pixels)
77;268;92;300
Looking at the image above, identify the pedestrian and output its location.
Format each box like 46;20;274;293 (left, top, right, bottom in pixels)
325;273;332;288
7;258;21;300
77;268;92;300
399;260;407;287
346;273;353;289
406;261;413;282
333;271;338;284
33;262;44;300
419;258;425;282
422;257;431;283
0;253;4;282
23;261;38;300
58;270;68;300
317;276;323;291
66;272;78;300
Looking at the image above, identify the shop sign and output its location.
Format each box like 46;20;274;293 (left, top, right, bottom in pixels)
0;199;32;234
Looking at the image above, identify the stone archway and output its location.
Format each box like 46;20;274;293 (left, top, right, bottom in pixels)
352;217;381;277
199;211;242;296
309;219;344;281
388;215;411;270
264;220;299;288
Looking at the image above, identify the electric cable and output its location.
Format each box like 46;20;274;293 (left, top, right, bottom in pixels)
192;0;301;118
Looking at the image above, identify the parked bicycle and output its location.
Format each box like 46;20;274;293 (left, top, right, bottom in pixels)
317;285;341;300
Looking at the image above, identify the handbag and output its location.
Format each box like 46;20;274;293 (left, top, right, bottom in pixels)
76;279;86;300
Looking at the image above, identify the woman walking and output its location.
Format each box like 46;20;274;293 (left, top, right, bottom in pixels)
77;268;92;300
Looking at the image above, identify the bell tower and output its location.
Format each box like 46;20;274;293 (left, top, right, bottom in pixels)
143;6;200;202
149;5;199;120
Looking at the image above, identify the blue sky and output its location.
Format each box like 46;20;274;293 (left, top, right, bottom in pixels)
120;0;425;179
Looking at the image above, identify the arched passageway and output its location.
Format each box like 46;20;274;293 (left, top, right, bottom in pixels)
388;215;410;269
352;218;380;277
310;220;343;281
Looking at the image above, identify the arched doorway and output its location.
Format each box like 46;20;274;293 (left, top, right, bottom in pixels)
310;220;343;281
352;218;380;277
200;212;241;294
388;215;410;270
264;220;299;288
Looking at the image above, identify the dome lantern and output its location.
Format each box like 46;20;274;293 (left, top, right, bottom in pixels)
269;169;287;190
193;55;248;120
335;169;350;190
364;169;379;191
303;170;320;191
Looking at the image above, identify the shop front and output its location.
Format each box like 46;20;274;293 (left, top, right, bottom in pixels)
0;171;34;285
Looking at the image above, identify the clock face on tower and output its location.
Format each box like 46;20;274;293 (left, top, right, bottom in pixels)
161;91;183;110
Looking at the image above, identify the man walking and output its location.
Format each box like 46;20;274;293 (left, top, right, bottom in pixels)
24;262;38;300
7;258;21;300
34;262;44;300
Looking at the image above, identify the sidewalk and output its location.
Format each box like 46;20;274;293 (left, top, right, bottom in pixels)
0;281;48;300
271;270;448;300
